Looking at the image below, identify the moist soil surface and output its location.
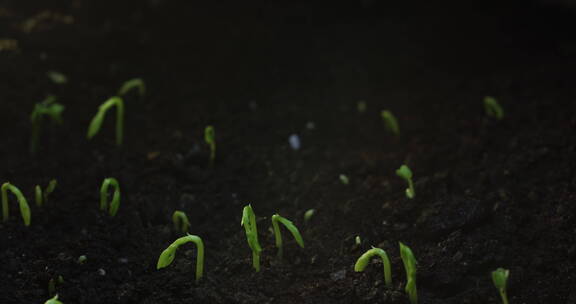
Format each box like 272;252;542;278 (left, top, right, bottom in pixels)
1;1;576;303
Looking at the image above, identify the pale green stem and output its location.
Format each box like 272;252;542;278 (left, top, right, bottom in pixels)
1;182;31;226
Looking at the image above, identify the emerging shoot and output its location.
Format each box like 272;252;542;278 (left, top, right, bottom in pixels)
303;209;316;224
157;234;205;283
30;95;65;155
1;182;31;226
339;174;350;185
35;179;57;207
271;213;305;259
118;78;145;97
396;164;415;199
354;247;392;287
492;268;510;304
484;96;504;120
381;110;400;135
172;210;191;234
77;255;88;264
400;242;418;304
87;96;124;146
100;178;121;217
204;125;216;166
241;204;262;272
45;295;63;304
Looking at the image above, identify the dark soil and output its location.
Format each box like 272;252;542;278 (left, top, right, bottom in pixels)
1;1;576;303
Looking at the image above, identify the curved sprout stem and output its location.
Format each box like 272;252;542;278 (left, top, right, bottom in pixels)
100;178;121;217
118;78;145;97
381;110;400;135
354;247;392;287
87;96;124;146
157;234;204;283
271;213;305;259
241;204;261;271
400;242;418;304
30;96;64;155
1;182;31;226
172;210;191;233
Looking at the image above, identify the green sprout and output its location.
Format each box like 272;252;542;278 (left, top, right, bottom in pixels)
35;179;57;207
399;242;418;304
100;178;120;217
355;235;361;245
77;255;88;264
339;174;350;185
45;295;63;304
204;125;216;165
47;70;67;85
48;275;64;297
1;182;31;226
381;110;399;135
118;78;145;97
87;96;124;146
271;213;305;259
172;210;191;233
484;96;504;120
241;204;262;272
157;234;205;283
354;246;392;287
303;208;316;224
492;268;510;304
396;164;415;199
30;95;65;155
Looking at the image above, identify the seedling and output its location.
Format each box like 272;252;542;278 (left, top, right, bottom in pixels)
35;179;57;207
172;210;191;233
118;78;145;97
157;234;205;283
339;174;350;185
396;164;415;199
30;95;65;155
381;110;399;135
355;236;361;245
45;295;63;304
399;242;418;304
204;125;216;165
48;275;64;296
271;213;304;259
241;204;262;271
87;96;124;146
1;182;31;226
303;209;315;224
47;70;67;84
492;268;510;304
484;96;504;120
100;178;120;217
354;247;392;287
77;255;88;264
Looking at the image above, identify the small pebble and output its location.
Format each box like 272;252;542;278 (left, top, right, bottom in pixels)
97;269;106;276
330;269;347;281
288;134;301;150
